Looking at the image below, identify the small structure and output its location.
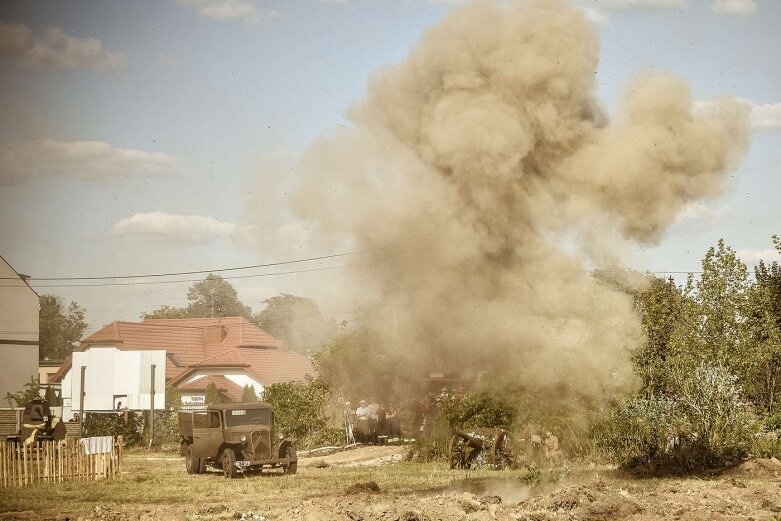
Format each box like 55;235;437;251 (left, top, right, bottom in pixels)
0;256;39;406
58;348;166;418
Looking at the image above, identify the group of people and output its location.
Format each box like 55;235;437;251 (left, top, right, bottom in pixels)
520;425;563;467
345;400;401;444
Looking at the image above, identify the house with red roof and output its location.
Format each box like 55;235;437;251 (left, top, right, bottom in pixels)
52;317;315;411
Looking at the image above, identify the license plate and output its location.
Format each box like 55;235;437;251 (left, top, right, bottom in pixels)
236;460;250;467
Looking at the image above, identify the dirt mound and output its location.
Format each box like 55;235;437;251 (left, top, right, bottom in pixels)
727;458;781;480
345;481;382;494
520;481;641;521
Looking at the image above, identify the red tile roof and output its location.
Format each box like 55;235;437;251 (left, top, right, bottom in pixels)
51;317;314;394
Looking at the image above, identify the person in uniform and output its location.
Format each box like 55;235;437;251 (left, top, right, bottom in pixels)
544;430;563;466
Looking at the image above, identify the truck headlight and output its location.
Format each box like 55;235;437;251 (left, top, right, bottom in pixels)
240;435;247;443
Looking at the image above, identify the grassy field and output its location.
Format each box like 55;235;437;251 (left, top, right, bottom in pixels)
0;449;543;519
2;449;779;520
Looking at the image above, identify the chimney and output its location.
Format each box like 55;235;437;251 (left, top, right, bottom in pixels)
205;324;226;344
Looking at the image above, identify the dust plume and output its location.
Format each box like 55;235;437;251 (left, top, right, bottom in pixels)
290;0;749;404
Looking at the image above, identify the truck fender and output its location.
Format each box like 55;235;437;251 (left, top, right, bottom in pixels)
278;438;297;458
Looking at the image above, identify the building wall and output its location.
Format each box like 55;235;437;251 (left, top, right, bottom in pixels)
0;257;39;406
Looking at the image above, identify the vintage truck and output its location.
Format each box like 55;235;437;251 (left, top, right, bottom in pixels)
178;402;297;478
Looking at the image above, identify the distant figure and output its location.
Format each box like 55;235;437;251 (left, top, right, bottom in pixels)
521;424;543;465
544;431;563;466
116;401;123;412
355;400;371;419
70;412;80;423
355;400;372;443
344;401;356;444
386;404;400;439
376;404;387;442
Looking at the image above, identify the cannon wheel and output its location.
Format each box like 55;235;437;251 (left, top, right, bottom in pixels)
448;434;468;469
492;431;515;470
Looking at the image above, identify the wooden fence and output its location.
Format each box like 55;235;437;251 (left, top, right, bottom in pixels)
0;436;123;488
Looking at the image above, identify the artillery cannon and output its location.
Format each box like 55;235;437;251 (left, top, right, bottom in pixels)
5;396;66;445
448;428;516;470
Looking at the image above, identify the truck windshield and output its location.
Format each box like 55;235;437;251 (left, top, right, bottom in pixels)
226;408;270;426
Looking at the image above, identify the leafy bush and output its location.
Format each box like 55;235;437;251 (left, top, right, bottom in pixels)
84;412;143;446
440;390;516;431
595;363;758;473
263;378;328;440
405;437;448;462
301;427;344;450
149;411;180;448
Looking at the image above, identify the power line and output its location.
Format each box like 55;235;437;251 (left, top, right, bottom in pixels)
0;307;370;336
0;250;367;281
0;264;355;288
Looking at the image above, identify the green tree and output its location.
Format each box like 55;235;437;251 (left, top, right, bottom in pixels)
746;235;781;413
142;305;188;319
186;274;253;320
39;295;88;361
313;330;420;402
692;239;751;369
633;276;692;395
255;294;337;354
142;274;253;321
5;376;41;407
204;382;222;405
241;384;258;402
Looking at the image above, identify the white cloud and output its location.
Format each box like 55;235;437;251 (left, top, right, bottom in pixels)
578;0;685;10
0;139;177;184
749;101;781;130
737;248;781;264
711;0;757;16
0;20;125;71
178;0;278;24
112;212;236;241
580;7;609;24
678;201;727;221
695;98;781;132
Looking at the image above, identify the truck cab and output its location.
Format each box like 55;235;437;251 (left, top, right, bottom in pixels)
178;402;297;478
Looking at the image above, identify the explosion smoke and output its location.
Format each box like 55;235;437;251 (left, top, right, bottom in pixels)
290;0;749;404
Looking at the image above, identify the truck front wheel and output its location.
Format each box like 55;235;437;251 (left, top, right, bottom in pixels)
283;445;297;475
221;448;238;479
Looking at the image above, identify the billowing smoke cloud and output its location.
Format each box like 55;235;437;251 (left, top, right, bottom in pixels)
289;0;749;404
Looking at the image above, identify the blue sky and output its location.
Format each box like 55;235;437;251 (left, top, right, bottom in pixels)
0;0;779;332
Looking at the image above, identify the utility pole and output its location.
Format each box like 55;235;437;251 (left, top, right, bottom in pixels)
150;364;156;447
79;365;86;438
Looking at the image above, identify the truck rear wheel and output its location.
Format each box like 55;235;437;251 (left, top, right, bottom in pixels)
221;448;238;479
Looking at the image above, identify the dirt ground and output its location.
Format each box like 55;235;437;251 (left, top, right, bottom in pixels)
1;448;780;521
274;456;781;521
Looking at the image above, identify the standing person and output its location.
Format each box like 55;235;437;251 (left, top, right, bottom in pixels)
376;404;387;444
521;424;543;465
544;430;563;466
344;401;357;445
355;400;371;443
386;404;400;440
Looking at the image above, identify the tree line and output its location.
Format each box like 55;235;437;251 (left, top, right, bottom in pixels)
38;274;338;361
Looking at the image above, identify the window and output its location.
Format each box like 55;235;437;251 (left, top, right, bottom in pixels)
226;408;270;426
209;411;221;428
